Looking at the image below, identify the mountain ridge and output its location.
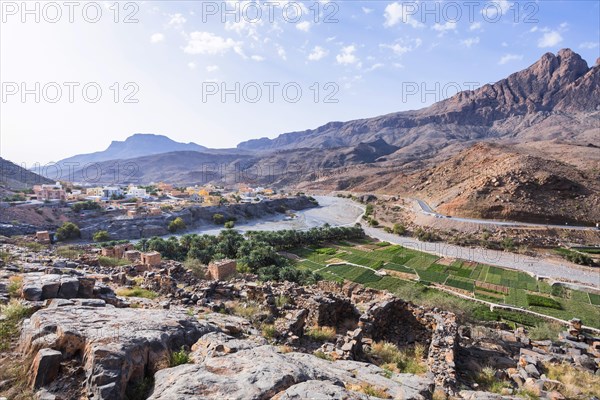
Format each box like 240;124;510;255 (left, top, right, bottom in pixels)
56;133;208;166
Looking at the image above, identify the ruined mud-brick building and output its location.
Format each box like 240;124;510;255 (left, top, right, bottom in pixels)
101;243;134;259
208;259;237;281
35;231;51;244
140;251;162;267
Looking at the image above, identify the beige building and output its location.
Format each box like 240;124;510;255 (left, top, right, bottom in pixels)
207;259;237;281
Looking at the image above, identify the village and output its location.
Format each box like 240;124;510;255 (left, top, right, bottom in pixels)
2;181;284;220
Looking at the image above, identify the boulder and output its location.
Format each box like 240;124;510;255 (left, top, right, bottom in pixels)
57;277;79;299
150;344;434;400
20;300;215;400
31;348;62;389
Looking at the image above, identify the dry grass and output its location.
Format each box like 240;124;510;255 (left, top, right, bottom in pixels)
0;353;35;400
7;276;23;298
474;366;511;394
306;326;337;342
278;345;293;353
115;286;158;299
368;342;427;375
55;245;84;259
544;362;600;398
347;382;391;399
231;301;261;320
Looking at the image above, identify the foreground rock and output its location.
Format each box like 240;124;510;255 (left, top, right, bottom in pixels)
150;343;435;400
19;299;213;399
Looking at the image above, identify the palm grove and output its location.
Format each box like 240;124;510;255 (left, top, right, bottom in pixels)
135;225;365;285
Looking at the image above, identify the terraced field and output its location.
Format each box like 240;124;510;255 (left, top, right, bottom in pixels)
291;241;600;328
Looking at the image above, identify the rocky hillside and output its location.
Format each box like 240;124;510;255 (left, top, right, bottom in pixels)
238;49;599;156
0;158;52;189
1;239;598;399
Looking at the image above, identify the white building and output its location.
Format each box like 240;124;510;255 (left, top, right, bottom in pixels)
102;186;122;199
126;186;147;198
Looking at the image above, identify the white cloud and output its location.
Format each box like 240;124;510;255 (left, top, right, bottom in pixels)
251;55;265;61
501;41;508;47
538;31;563;48
498;54;523;65
530;26;538;33
336;45;360;66
362;7;373;14
380;38;422;56
276;45;287;60
384;2;424;28
482;0;512;19
469;22;482;31
308;46;328;61
225;19;263;40
365;63;384;72
579;41;599;49
183;32;242;55
432;21;457;33
150;33;165;44
461;37;480;48
296;21;311;32
168;13;186;28
187;62;196;70
206;65;220;72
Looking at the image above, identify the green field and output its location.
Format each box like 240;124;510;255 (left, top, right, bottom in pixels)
291;240;600;328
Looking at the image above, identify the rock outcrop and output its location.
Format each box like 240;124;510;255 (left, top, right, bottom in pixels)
19;299;213;399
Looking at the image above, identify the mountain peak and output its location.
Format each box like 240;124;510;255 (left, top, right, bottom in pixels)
57;134;207;166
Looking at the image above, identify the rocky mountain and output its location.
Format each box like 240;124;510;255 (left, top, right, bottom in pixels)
0;157;52;189
238;49;599;156
56;134;208;166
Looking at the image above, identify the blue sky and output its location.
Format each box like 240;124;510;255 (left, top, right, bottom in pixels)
1;0;599;165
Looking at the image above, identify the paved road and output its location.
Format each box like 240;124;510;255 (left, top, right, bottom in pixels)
415;199;597;231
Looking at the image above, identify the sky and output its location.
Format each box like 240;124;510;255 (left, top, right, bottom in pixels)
1;0;599;165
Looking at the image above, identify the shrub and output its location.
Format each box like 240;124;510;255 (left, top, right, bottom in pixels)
528;322;563;341
0;300;32;351
168;217;186;233
231;302;261;319
170;347;190;367
474;366;511;393
212;213;225;224
313;351;333;361
93;230;111;242
183;258;205;279
261;324;277;339
7;276;22;298
306;326;337;342
115;286;158;299
55;222;80;241
224;221;235;229
275;295;291;308
368;342;427;375
392;224;406;235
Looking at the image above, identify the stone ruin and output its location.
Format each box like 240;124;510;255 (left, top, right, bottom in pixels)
207;259;237;281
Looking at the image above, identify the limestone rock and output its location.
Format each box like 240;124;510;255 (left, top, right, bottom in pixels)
20;299;214;400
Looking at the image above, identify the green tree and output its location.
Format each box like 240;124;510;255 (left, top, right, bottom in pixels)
168;217;186;233
224;220;235;229
55;222;80;241
212;213;225;224
93;230;111;242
